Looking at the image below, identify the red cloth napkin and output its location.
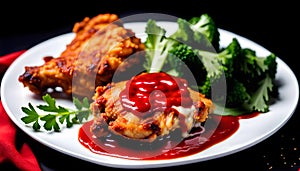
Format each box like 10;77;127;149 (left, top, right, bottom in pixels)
0;50;42;171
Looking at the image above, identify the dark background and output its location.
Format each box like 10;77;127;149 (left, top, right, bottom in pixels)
1;1;299;170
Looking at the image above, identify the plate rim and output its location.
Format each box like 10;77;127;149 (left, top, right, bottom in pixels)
1;22;299;169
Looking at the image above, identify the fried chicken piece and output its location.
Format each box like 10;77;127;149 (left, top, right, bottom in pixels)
90;73;214;142
18;13;145;98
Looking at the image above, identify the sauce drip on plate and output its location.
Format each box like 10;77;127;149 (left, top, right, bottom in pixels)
78;112;259;160
79;72;259;159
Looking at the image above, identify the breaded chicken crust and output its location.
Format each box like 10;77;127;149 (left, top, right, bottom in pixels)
90;79;214;142
18;13;145;98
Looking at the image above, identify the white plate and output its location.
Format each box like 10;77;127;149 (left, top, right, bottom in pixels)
1;22;299;169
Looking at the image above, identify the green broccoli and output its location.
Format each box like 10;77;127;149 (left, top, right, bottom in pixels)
143;14;278;115
144;13;220;76
225;78;251;107
171;37;278;113
144;19;180;74
169;43;207;86
195;38;241;79
235;49;277;88
236;50;278;112
188;13;220;50
170;13;220;51
196;38;278;113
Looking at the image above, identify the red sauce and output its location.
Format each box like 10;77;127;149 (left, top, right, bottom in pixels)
78;72;260;160
78;112;259;160
119;72;193;118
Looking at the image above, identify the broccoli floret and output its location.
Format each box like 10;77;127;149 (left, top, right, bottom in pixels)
236;49;277;84
264;53;277;79
213;42;277;113
195;37;277;113
226;78;251;107
168;38;239;90
143;14;278;115
195;38;241;94
243;75;274;112
192;38;242;108
236;50;278;112
188;13;220;50
170;13;220;52
214;38;241;78
144;14;221;77
169;44;207;86
144;19;179;74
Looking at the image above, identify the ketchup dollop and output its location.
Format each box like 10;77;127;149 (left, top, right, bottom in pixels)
119;72;193;118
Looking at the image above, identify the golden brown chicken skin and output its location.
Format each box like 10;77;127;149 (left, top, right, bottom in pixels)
18;13;145;98
90;72;214;142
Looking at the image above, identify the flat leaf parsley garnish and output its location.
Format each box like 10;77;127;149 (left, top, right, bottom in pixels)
21;94;91;132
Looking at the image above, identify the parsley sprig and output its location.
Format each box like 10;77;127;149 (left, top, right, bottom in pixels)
21;94;91;132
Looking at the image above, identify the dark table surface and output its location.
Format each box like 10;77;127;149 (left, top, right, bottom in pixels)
1;1;299;171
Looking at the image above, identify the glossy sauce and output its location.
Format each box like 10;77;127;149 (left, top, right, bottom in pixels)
119;72;193;118
79;113;259;160
78;72;260;160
